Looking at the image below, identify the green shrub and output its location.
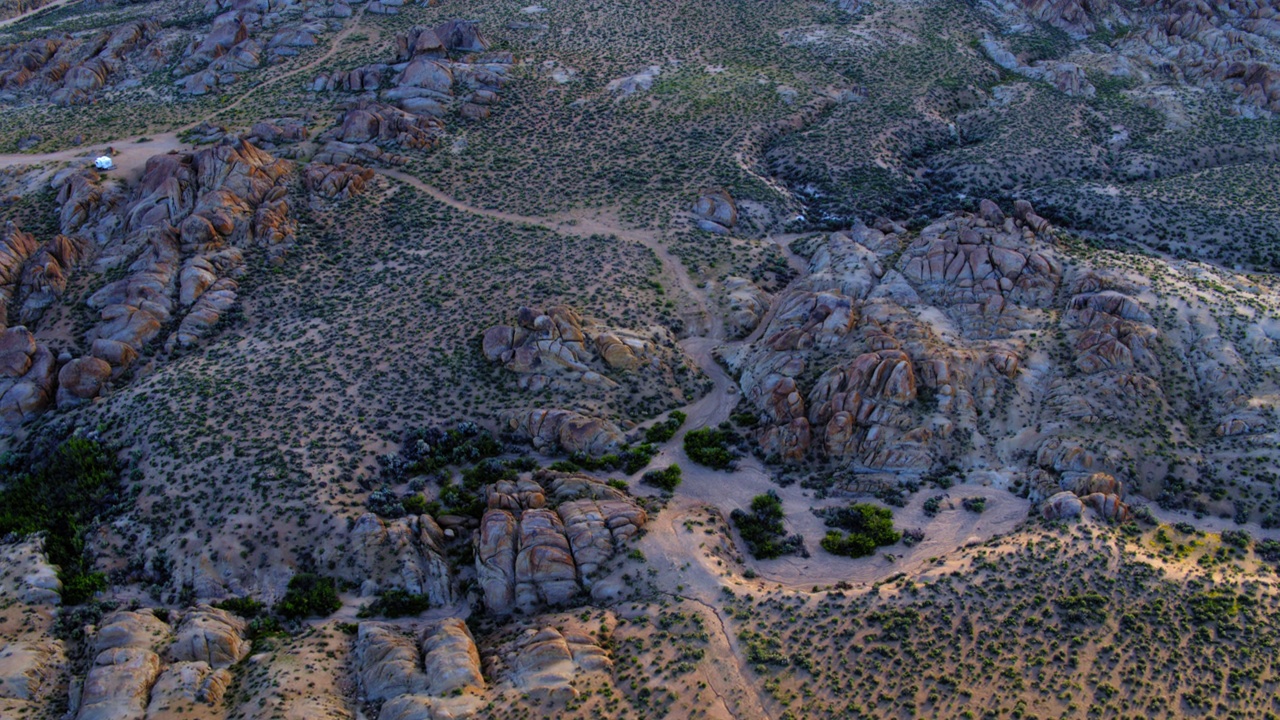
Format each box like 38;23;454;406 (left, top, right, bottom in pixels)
213;596;267;618
276;573;342;619
684;427;737;470
643;464;683;492
962;497;987;513
819;503;901;558
1056;593;1108;624
401;494;429;516
246;616;285;641
645;411;687;443
731;491;804;559
358;589;432;618
0;435;121;605
1220;529;1250;548
923;495;944;517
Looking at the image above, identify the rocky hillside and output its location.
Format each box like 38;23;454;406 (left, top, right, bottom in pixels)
0;0;1277;717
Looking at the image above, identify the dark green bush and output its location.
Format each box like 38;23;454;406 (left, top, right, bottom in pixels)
1056;593;1108;624
819;503;900;558
684;427;737;470
645;410;687;443
0;435;121;605
731;491;804;559
401;494;429;516
642;464;682;492
923;495;944;517
358;589;432;618
1220;529;1250;548
276;573;342;619
213;596;266;618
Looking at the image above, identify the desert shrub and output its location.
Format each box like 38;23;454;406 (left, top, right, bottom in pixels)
645;410;687;443
0;435;121;605
358;589;432;618
684;427;737;470
923;495;945;517
866;608;919;641
462;457;516;489
367;487;406;518
1258;539;1280;562
213;596;266;618
821;503;901;556
438;481;484;518
962;497;987;513
732;491;804;559
398;422;502;475
568;443;657;475
821;530;877;557
1056;593;1108;624
246;616;286;641
1220;529;1250;548
276;573;342;619
1188;592;1250;625
643;464;683;492
401;494;429;516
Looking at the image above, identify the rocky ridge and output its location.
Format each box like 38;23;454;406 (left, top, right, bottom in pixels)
476;470;647;615
727;200;1280;519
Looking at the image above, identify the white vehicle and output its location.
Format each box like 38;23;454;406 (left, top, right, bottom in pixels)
94;156;114;170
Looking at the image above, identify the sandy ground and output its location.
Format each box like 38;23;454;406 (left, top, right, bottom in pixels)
0;132;190;184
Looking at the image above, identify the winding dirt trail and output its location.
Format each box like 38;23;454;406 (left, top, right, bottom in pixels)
0;0;75;30
381;169;1034;586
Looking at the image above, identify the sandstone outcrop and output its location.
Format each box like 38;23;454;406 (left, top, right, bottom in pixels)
175;3;329;95
419;618;485;696
0;21;160;105
9;136;298;420
725;199;1277;510
724;276;771;337
342;513;454;605
502;408;624;457
692;189;737;234
355;620;484;714
303;162;375;199
0;535;61;605
1041;490;1084;520
168;606;250;668
484;304;681;393
311;19;510;139
77;647;162;720
483;611;616;701
0;326;56;428
77;610;172;720
476;471;646;614
991;0;1280;114
0;641;66;702
146;661;232;720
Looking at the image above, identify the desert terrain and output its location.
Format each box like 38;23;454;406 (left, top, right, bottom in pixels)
0;0;1278;718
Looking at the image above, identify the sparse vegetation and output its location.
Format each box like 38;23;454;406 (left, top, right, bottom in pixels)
731;491;804;560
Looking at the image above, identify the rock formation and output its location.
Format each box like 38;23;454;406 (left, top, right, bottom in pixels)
483;304;683;393
502;408;625;457
310;20;511;161
342;513;454;604
355;620;485;717
728;200;1279;509
476;471;646;614
0;21;161;105
692;189;738;234
482;611;617;701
